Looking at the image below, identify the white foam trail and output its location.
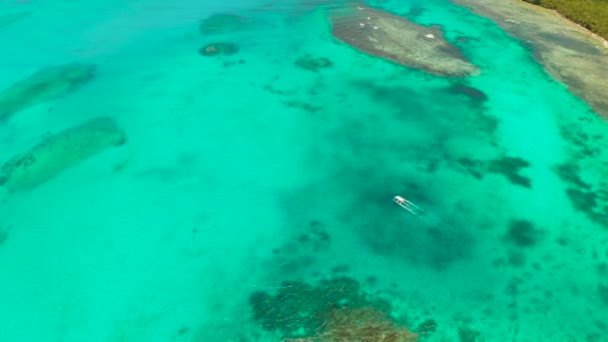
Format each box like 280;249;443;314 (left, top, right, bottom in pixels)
393;195;446;229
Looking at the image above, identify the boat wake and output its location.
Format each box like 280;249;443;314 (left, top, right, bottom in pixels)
393;195;447;229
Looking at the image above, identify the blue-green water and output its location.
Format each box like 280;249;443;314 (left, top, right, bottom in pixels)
1;0;608;341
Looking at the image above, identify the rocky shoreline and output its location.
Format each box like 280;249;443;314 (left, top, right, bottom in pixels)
522;0;608;42
450;0;608;119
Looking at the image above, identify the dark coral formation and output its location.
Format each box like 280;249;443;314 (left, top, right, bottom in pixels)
408;6;427;18
505;220;544;247
415;319;437;336
329;4;477;77
284;100;322;113
0;63;95;120
249;277;415;341
457;156;532;188
294;55;333;72
296;223;331;252
554;163;591;190
488;157;532;188
559;126;602;159
198;42;239;56
352;79;497;138
457;158;484;179
271;221;332;274
553;160;608;227
447;84;488;102
0;225;9;246
567;188;608;227
199;13;248;35
250;277;367;337
458;325;480;342
553;123;608;226
0;116;126;191
598;284;608;306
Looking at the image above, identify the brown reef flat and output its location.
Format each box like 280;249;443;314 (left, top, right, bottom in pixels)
450;0;608;118
328;4;478;77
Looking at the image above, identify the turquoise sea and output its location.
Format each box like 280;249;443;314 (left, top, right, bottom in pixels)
1;0;608;341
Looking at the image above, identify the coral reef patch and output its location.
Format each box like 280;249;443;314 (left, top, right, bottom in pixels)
0;116;126;191
199;13;248;35
249;277;416;341
294;54;333;72
271;220;331;275
458;324;480;342
415;319;437;336
457;156;532;188
553;160;608;227
0;225;9;246
447;83;488;102
198;42;239;56
487;156;532;188
504;219;544;247
284;100;322;113
290;307;418;342
598;284;608;306
0;64;95;120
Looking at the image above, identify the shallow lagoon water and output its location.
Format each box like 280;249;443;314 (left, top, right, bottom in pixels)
1;0;608;341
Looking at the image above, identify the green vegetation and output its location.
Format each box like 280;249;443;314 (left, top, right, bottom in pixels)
523;0;608;40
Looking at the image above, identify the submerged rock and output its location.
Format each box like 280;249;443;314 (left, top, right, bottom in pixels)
504;219;544;247
553;159;608;227
198;42;239;56
0;63;95;120
599;284;608;306
448;83;488;101
415;319;438;336
457;156;532;188
199;13;248;35
458;325;480;342
487;156;532;188
0;117;126;192
328;4;477;77
294;54;333;72
0;225;8;246
0;12;30;29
